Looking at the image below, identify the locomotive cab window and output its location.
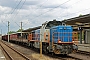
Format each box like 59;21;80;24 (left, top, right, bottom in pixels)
45;20;63;29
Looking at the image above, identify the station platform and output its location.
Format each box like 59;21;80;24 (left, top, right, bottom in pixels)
78;44;90;52
0;48;6;60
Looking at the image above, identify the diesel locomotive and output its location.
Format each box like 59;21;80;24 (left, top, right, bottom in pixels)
2;20;78;55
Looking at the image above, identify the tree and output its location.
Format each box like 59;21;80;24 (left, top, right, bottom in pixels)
79;14;83;17
17;29;23;32
8;31;16;34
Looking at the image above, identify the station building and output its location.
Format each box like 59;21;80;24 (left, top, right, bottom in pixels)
62;14;90;44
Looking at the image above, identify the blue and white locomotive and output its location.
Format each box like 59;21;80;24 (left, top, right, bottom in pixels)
28;20;78;54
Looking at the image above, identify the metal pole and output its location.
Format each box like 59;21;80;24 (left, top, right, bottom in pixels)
1;29;2;40
79;27;82;44
40;41;42;57
40;26;43;57
8;21;10;42
21;22;23;42
80;30;82;44
1;29;2;36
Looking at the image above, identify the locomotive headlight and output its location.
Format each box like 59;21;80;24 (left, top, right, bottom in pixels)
58;40;61;43
72;41;74;43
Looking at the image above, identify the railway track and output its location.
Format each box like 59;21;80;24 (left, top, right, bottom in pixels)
77;50;90;55
17;43;82;60
0;41;30;60
66;55;82;60
46;53;82;60
1;40;86;60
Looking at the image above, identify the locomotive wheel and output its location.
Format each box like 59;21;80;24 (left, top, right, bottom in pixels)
43;44;49;54
51;52;55;56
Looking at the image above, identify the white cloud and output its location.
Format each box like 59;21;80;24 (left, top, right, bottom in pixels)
0;6;11;14
0;0;90;34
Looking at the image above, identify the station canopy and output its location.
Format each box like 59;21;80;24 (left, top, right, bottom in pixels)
23;14;90;32
62;14;90;25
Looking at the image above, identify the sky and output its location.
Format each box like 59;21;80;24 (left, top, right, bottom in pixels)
0;0;90;34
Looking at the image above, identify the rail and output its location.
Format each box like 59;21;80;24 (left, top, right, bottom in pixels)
0;41;30;60
0;44;14;60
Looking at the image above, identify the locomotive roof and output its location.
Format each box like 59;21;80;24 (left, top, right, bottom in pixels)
23;20;63;32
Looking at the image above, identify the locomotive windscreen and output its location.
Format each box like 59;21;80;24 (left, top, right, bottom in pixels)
45;20;63;29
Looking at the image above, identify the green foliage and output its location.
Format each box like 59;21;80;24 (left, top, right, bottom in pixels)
79;14;83;17
8;31;16;34
17;29;23;32
7;29;24;34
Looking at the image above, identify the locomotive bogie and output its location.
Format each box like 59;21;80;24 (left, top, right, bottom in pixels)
52;44;73;54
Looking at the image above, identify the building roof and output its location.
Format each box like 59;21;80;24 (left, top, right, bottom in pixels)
23;14;90;32
62;14;90;25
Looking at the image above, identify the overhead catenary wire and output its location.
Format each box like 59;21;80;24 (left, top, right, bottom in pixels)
0;14;8;27
22;0;49;27
10;0;23;14
33;0;71;18
1;21;8;27
53;0;82;19
29;0;71;19
23;0;71;27
11;0;26;28
13;0;90;32
2;0;23;22
0;0;48;34
0;0;23;28
26;0;48;17
9;0;24;28
1;0;90;34
57;7;90;19
12;0;26;20
3;0;26;30
12;0;49;28
0;0;23;34
24;0;90;28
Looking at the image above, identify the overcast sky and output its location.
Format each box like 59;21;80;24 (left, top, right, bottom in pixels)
0;0;90;34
